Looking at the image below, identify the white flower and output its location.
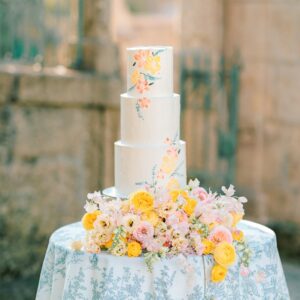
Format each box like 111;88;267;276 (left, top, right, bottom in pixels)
238;196;248;203
221;184;235;197
84;201;98;213
188;178;200;189
94;214;114;233
87;191;103;204
122;214;140;233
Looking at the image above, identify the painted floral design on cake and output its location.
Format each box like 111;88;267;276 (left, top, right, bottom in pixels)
129;49;165;119
135;97;151;120
135;133;184;193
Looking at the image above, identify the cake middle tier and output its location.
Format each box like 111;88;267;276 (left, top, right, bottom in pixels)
115;140;187;197
121;93;180;144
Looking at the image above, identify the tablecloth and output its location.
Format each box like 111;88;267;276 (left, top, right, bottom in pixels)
36;220;289;300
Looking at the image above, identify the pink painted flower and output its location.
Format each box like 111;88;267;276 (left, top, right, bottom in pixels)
133;221;154;246
136;78;149;93
209;225;233;244
138;97;151;108
167;146;179;158
240;265;250;277
133;50;150;67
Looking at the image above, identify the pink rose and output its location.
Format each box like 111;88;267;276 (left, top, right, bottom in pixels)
192;187;208;202
133;221;154;245
209;225;233;244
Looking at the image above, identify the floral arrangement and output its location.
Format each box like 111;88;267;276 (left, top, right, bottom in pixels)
74;179;251;283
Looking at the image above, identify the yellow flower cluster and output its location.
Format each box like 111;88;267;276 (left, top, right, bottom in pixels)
82;210;101;230
211;242;236;283
130;190;154;213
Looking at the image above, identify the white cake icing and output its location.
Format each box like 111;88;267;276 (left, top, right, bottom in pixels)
115;141;186;197
121;93;180;144
108;46;187;198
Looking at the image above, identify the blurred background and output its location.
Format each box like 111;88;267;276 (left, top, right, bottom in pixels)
0;0;299;298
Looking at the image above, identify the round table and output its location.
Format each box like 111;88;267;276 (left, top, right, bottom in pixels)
36;221;289;300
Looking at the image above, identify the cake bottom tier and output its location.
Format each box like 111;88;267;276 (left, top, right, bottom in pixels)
115;140;186;197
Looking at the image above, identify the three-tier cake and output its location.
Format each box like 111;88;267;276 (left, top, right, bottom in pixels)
104;46;186;198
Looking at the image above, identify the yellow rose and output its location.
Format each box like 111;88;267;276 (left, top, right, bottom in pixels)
202;238;215;254
231;212;244;227
211;264;227;283
131;69;141;85
142;210;159;226
161;155;177;174
144;55;161;74
166;178;180;191
183;198;197;216
127;241;142;257
213;242;236;267
232;230;244;241
130;190;154;213
82;211;101;230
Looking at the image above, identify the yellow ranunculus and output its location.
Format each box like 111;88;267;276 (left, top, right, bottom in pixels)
183;198;197;216
211;264;227;283
213;242;236;267
142;210;159;226
130;190;154;213
127;241;142;257
231;212;244;227
144;55;161;74
232;230;244;241
131;69;141;85
82;211;101;230
202;238;215;254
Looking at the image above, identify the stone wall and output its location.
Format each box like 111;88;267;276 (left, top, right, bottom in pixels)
181;0;300;224
0;66;121;233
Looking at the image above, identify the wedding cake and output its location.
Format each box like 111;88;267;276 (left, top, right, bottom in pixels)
104;46;187;197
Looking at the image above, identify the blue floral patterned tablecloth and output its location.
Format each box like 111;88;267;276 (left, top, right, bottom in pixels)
36;221;289;300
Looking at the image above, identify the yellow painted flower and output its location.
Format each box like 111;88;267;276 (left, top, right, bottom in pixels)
183;198;197;216
213;242;236;267
144;55;161;74
127;241;142;257
202;238;215;254
142;210;159;226
231;212;244;227
82;211;101;230
130;190;154;213
161;155;177;174
170;189;181;202
232;230;244;242
166;178;180;191
211;264;227;283
131;69;141;85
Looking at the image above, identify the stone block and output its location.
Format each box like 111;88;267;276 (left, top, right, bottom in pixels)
267;1;300;63
225;1;268;61
267;64;300;124
0;72;13;103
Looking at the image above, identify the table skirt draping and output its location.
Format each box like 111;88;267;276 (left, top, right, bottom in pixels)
36;221;289;300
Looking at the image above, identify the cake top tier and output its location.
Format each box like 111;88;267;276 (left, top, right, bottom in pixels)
126;46;173;97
